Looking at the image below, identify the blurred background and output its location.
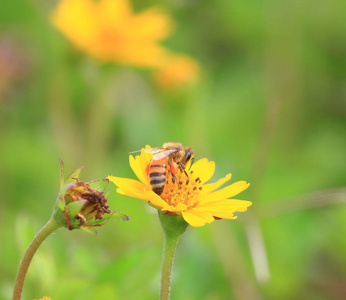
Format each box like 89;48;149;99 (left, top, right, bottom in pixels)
1;0;346;299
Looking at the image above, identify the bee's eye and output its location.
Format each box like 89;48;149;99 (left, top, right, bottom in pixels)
185;151;192;161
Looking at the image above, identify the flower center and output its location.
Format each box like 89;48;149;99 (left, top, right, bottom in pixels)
100;29;124;50
160;169;202;208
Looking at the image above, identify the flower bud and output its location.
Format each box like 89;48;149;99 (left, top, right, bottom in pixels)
53;159;129;232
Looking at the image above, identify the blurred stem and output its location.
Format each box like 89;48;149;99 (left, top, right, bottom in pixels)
258;188;346;218
49;72;83;162
209;223;261;300
245;0;304;284
245;97;281;284
84;62;117;174
12;218;61;300
159;213;188;300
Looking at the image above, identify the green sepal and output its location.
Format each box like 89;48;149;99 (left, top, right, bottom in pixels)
89;178;109;192
66;200;87;216
83;211;130;227
57;196;65;211
53;182;77;217
65;166;84;185
109;211;130;221
52;209;68;227
57;183;76;206
59;158;64;189
81;226;99;235
102;211;130;222
159;212;188;239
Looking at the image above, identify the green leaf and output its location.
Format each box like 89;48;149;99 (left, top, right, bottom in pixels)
89;178;109;192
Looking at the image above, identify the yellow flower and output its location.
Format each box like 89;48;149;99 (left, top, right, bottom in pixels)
108;146;252;227
152;54;200;90
51;0;173;67
34;297;52;300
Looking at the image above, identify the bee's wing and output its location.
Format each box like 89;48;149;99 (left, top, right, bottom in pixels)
129;147;164;154
152;149;179;161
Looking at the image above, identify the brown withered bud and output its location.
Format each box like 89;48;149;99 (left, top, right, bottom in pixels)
64;181;111;229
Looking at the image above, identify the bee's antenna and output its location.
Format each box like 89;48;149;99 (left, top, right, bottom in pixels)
188;158;195;171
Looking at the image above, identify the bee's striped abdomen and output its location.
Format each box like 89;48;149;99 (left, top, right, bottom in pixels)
149;161;167;195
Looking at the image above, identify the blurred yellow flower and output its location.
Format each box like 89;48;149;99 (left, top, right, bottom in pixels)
34;297;52;300
108;146;252;227
153;54;200;90
51;0;173;67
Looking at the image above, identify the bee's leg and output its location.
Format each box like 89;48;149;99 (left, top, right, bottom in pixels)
170;162;183;189
171;173;178;183
178;162;189;177
171;173;183;189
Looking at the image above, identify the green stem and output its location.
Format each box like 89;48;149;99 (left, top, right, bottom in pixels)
160;232;180;300
13;218;61;300
159;213;188;300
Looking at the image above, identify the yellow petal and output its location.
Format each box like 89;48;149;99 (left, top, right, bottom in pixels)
52;0;97;48
182;210;214;227
116;187;148;201
190;158;215;184
161;202;187;213
129;154;150;187
195;199;252;219
98;0;131;27
114;43;169;68
108;176;149;201
108;176;143;190
145;190;170;208
129;9;173;41
200;181;250;203
140;148;154;181
201;173;232;194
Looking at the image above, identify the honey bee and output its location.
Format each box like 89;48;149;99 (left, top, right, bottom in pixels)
142;142;194;195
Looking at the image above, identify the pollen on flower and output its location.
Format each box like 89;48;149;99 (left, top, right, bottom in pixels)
160;169;202;208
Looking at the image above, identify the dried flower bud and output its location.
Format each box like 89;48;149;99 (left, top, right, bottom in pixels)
63;180;112;229
53;159;129;232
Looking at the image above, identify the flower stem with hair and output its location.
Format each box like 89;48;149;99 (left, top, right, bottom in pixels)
12;218;61;300
159;213;188;300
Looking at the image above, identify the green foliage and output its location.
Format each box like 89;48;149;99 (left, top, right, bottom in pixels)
1;0;346;299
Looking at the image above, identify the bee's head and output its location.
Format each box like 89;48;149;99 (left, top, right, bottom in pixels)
162;142;194;166
182;147;194;165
